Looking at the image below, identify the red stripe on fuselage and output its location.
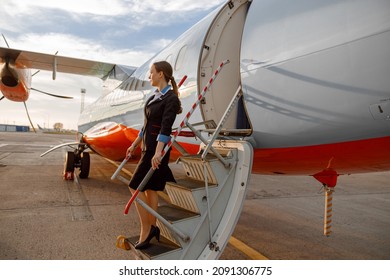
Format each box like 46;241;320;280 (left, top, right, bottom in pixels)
253;136;390;175
82;124;199;162
82;123;390;175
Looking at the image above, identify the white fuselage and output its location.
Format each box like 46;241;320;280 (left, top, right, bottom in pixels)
78;0;390;175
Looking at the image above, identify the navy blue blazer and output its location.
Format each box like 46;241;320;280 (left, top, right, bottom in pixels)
140;89;181;152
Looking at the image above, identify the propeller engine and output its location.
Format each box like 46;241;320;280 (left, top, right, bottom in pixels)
0;35;74;132
0;57;19;88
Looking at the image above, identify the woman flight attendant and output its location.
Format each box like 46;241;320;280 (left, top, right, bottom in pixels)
126;61;181;249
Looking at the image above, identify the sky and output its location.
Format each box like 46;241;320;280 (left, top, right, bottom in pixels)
0;0;226;130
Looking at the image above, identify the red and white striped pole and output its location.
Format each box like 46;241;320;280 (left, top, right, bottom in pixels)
324;186;334;236
111;75;188;181
124;60;230;214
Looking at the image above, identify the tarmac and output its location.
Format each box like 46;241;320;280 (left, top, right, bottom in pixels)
0;132;389;260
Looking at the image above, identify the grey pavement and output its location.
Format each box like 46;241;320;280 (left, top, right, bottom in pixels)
0;132;389;260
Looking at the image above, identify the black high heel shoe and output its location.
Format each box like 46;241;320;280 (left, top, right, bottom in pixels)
135;225;160;249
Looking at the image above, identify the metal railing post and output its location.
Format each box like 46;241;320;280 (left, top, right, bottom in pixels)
134;197;190;242
201;86;242;161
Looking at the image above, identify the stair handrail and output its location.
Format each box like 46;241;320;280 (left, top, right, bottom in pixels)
123;59;230;215
171;119;218;158
185;121;230;167
197;85;242;248
179;159;238;259
134;197;190;242
203;160;213;242
201;85;242;161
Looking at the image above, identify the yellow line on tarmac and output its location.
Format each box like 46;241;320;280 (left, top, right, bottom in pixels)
104;157;268;260
228;236;269;260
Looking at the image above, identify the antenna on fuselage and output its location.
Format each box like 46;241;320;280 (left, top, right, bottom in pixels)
53;51;58;80
80;88;86;113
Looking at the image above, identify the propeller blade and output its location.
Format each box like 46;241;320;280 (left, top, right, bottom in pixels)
23;102;37;133
2;33;10;48
32;70;41;77
30;88;73;99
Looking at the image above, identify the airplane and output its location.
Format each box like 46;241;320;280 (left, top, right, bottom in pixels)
3;0;390;259
0;36;135;131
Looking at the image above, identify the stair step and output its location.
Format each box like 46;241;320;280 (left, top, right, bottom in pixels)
166;178;217;214
123;204;199;259
178;151;234;186
158;204;199;222
171;177;216;190
157;204;200;246
179;154;220;184
125;236;181;260
199;128;252;136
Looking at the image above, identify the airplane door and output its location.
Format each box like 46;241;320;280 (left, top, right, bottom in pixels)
198;0;251;134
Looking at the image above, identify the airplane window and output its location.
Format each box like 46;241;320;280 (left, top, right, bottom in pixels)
141;71;147;88
135;70;145;90
129;78;134;90
175;45;187;71
142;69;150;88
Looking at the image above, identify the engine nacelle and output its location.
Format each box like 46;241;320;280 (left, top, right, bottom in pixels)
0;58;19;87
0;57;29;102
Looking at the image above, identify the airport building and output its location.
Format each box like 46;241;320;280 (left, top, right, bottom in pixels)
0;124;30;132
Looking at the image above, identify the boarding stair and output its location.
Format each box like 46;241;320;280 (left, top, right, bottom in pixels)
121;85;253;260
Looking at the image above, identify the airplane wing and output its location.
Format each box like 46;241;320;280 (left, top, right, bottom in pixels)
0;46;137;80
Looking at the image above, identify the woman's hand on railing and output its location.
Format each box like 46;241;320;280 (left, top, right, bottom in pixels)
151;153;161;170
126;145;136;159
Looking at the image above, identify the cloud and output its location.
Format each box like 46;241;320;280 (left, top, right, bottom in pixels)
127;0;224;13
0;0;226;129
117;0;225;31
0;0;226;33
12;33;152;66
2;0;128;17
20;0;225;16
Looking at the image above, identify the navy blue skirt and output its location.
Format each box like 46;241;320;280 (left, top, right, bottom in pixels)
129;149;175;191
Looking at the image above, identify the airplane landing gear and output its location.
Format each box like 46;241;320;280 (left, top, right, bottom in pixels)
64;151;75;180
63;143;90;180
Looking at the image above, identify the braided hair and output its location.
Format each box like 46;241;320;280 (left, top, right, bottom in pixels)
153;61;182;114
